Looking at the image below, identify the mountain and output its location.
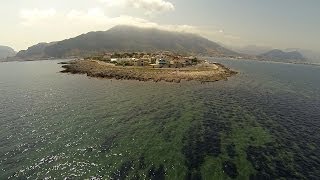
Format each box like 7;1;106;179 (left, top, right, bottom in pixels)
230;45;272;56
258;49;306;63
16;42;56;59
285;48;320;63
16;25;239;60
0;45;16;59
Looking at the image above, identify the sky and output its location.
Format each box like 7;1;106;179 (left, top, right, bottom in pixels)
0;0;319;53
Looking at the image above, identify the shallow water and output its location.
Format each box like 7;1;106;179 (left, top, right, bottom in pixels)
0;59;319;179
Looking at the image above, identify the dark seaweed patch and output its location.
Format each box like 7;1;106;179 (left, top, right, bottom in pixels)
162;131;172;142
111;160;133;180
130;173;140;180
147;164;165;180
181;94;238;179
246;145;276;178
182;117;223;179
222;161;238;179
203;87;320;179
242;91;320;179
249;172;271;180
100;135;117;153
246;145;298;179
138;155;146;170
226;144;236;159
185;171;202;180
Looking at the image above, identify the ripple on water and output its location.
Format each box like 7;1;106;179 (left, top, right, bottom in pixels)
0;60;320;179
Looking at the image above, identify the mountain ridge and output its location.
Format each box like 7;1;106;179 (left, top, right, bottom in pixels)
258;49;306;63
14;25;239;60
0;45;16;59
16;42;57;59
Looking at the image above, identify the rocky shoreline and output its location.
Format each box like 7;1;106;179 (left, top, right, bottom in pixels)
60;60;237;83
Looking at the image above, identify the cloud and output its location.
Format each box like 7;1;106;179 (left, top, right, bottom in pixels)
98;0;125;7
67;8;107;22
99;0;174;14
66;8;192;32
17;7;241;50
20;7;189;33
127;0;175;12
20;8;56;26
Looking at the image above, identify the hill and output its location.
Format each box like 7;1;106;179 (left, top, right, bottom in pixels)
16;25;239;60
0;45;16;59
230;45;272;56
258;49;306;63
285;48;320;63
16;42;56;59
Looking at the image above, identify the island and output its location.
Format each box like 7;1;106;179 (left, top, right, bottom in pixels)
60;52;237;83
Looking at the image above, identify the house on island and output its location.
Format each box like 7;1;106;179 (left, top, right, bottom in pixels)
103;53;112;61
97;52;200;68
170;59;185;68
111;58;118;63
156;58;169;68
133;58;150;66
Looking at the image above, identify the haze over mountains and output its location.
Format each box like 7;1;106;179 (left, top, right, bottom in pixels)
13;25;238;60
0;46;16;59
230;45;273;56
258;49;306;63
284;48;320;63
231;45;320;63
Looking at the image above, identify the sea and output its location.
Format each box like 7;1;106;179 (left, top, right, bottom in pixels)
0;59;319;179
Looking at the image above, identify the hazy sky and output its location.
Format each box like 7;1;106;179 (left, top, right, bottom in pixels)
1;0;319;52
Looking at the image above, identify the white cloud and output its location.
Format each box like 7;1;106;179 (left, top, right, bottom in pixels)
66;8;192;33
98;0;124;7
20;8;56;26
99;0;174;14
67;8;107;23
127;0;174;12
20;7;188;32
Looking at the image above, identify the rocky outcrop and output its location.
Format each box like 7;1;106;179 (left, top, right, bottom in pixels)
60;60;237;83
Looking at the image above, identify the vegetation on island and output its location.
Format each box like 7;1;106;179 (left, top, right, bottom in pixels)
86;51;201;68
61;52;237;83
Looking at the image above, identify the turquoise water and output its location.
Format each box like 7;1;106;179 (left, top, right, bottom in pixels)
0;59;319;179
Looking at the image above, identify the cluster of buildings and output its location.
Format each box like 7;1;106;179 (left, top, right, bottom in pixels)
97;52;201;68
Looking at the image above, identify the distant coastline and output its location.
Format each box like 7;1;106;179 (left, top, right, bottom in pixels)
214;56;320;67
